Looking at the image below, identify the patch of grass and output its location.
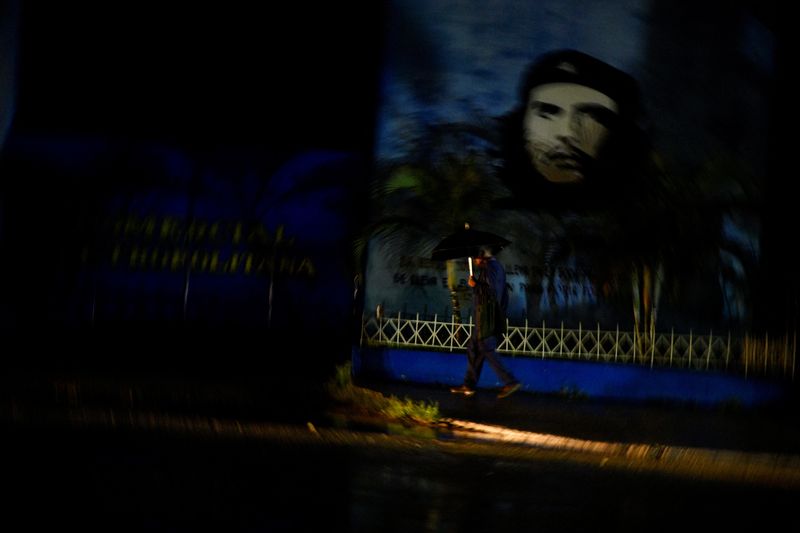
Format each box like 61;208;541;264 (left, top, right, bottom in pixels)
326;362;440;425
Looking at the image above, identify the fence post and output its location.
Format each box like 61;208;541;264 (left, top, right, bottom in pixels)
394;311;401;345
688;330;693;368
765;333;769;376
506;317;510;354
433;314;439;349
597;323;601;361
560;322;564;358
615;324;619;362
524;318;529;354
669;328;674;367
450;313;455;352
726;331;730;371
706;330;713;370
542;320;546;360
578;322;582;359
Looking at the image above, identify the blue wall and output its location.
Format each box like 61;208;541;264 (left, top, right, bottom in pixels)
353;346;792;408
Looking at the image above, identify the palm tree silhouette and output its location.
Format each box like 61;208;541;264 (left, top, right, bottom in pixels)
355;121;507;325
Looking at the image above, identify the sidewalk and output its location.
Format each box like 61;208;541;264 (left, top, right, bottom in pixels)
4;366;800;487
363;378;800;455
5;368;800;532
5;365;800;455
356;378;800;488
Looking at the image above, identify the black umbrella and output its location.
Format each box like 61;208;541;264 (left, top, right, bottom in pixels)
431;224;510;275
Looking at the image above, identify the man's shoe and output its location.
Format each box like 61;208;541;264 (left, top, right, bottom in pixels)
497;381;521;399
450;384;476;396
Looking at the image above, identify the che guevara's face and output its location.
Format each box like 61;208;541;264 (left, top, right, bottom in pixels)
523;82;619;184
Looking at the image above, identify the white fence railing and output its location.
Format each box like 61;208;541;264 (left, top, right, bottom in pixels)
361;313;796;380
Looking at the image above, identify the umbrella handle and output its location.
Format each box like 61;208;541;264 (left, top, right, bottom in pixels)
468;257;473;278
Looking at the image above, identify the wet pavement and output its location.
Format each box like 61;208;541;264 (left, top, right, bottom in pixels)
363;378;800;456
4;364;800;531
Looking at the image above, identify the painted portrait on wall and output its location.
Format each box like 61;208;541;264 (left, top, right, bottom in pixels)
361;0;774;335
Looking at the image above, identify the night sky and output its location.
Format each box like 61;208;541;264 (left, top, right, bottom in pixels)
13;2;386;153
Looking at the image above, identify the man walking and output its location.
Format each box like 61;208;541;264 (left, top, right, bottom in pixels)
450;246;521;399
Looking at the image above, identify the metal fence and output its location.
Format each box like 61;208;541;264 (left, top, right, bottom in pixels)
361;312;797;380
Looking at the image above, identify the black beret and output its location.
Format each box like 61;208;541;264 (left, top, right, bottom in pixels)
519;49;640;119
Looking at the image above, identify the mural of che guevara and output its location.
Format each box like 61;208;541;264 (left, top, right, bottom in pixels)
363;1;767;335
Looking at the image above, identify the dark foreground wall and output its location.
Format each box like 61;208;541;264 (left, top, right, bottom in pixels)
0;137;367;378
